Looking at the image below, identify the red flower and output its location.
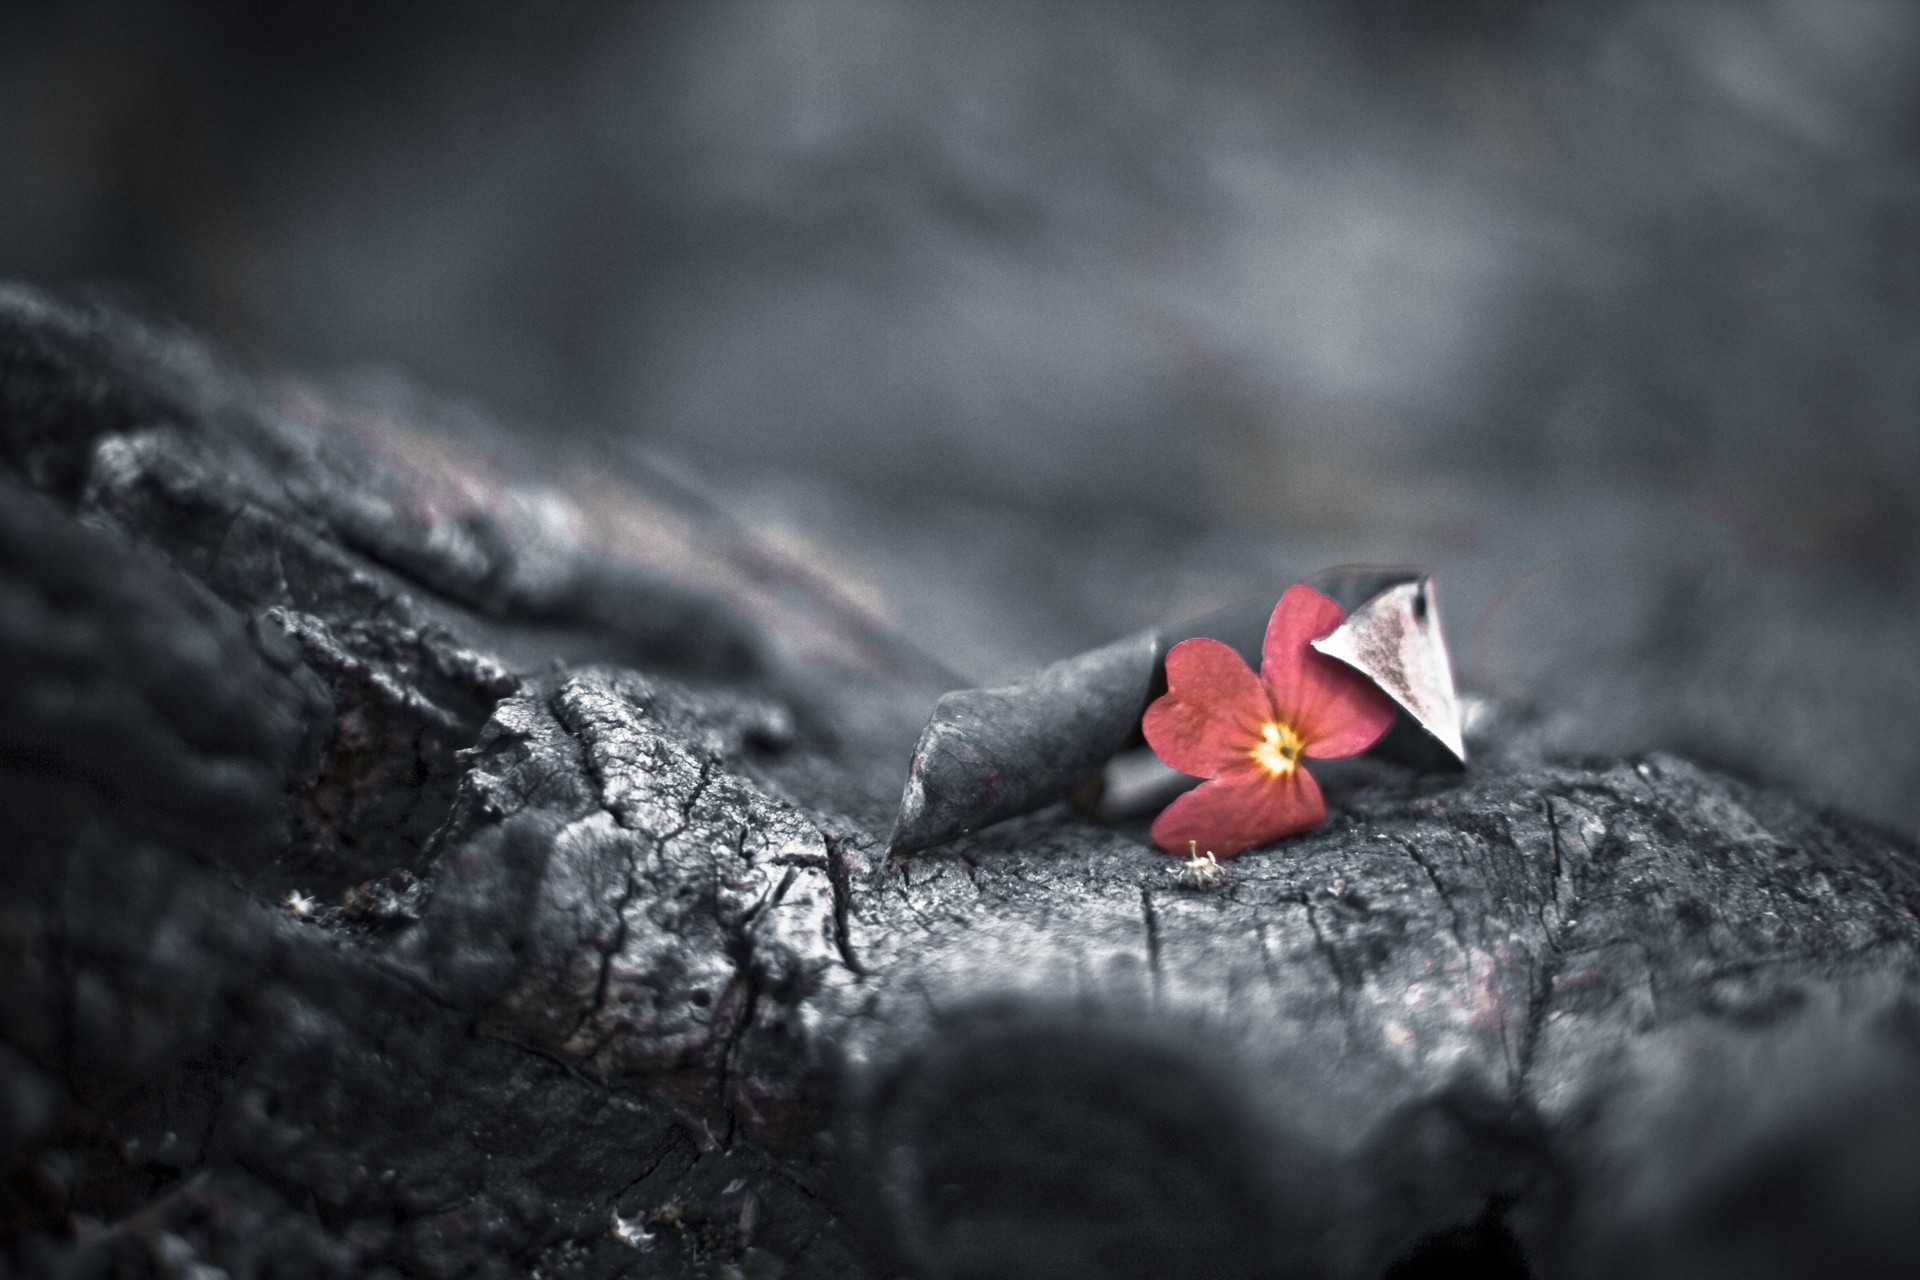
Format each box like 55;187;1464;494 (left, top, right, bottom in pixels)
1144;584;1396;858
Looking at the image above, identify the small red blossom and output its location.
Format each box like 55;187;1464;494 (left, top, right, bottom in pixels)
1143;584;1397;858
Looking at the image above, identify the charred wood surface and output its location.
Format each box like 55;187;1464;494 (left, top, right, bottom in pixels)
4;287;1920;1280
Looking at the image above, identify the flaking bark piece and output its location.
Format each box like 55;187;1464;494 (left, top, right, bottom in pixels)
1310;575;1467;769
888;630;1162;855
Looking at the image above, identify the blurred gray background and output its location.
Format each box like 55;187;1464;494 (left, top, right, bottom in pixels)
5;0;1918;832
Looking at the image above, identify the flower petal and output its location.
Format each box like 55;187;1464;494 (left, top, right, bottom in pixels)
1149;763;1327;858
1143;636;1274;779
1258;585;1397;759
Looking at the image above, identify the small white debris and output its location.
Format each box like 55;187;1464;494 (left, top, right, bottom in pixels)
610;1212;653;1249
284;890;316;918
737;1191;759;1240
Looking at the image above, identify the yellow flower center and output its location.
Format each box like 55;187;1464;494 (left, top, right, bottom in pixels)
1250;721;1304;777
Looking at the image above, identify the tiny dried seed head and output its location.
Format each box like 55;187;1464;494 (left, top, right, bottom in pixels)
1171;846;1224;889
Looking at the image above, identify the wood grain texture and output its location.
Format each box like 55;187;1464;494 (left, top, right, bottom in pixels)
4;286;1919;1280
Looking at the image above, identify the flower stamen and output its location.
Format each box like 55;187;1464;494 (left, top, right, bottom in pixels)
1250;721;1304;777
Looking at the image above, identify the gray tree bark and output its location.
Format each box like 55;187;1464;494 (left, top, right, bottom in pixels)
3;286;1918;1280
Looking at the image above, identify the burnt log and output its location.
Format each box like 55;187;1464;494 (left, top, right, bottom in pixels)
3;286;1919;1280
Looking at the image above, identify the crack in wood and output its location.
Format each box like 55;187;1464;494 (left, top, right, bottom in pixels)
1516;797;1586;1099
1399;833;1470;961
821;831;868;977
1139;885;1162;995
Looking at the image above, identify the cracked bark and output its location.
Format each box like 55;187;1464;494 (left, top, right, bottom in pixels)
5;288;1920;1280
